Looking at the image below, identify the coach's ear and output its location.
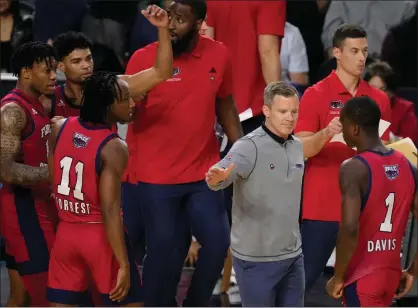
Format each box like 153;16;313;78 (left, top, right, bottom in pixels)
57;62;65;73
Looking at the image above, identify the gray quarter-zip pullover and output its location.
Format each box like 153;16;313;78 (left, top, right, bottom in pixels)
209;125;304;262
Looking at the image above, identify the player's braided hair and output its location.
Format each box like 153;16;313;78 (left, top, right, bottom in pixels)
80;71;122;124
342;96;381;134
10;42;57;77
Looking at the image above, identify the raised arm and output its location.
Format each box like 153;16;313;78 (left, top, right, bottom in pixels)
327;158;368;299
0;103;49;185
99;138;130;301
123;5;173;97
295;88;341;158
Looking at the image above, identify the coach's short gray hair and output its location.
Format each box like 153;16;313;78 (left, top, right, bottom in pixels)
264;82;299;106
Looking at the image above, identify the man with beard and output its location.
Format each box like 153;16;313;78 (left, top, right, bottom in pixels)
123;0;243;306
41;31;93;117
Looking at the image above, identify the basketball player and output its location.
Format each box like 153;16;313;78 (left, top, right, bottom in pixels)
48;31;93;117
325;96;417;306
46;5;172;306
395;165;418;299
0;42;58;306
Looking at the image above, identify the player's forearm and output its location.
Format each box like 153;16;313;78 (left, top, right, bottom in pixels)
297;129;330;158
0;163;49;185
334;226;359;281
154;27;173;80
216;97;243;144
102;205;129;269
407;252;418;277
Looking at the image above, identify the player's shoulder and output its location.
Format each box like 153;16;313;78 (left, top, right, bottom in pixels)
0;102;27;131
341;156;369;178
102;136;128;157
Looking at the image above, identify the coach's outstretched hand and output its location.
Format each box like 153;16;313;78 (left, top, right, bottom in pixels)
109;267;130;302
141;4;169;28
205;164;235;187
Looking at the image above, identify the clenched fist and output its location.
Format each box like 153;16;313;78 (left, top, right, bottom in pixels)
141;5;169;28
324;117;342;139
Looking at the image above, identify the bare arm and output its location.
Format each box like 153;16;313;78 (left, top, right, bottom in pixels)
334;158;368;282
216;96;243;144
406;164;418;277
296;130;330;158
100;138;129;269
125;26;173;96
0;103;49;185
206;26;215;39
289;72;309;85
47;117;66;183
258;34;281;84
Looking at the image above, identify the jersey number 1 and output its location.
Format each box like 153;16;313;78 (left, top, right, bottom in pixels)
57;156;85;201
380;192;395;233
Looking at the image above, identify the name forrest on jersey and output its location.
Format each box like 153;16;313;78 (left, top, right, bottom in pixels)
55;195;91;215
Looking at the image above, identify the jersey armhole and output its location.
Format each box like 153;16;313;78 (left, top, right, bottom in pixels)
54;118;70;153
50;95;56;118
353;155;372;212
406;160;417;194
0;99;34;140
95;133;120;177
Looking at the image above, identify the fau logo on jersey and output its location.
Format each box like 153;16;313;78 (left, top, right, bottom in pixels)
72;132;91;148
384;165;399;180
330;100;344;110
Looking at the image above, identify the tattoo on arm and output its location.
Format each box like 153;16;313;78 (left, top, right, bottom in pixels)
0;103;49;185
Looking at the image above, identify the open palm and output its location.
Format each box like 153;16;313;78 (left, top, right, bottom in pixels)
205;164;235;186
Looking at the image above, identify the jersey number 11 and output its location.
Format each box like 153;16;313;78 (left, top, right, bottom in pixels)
57;156;85;201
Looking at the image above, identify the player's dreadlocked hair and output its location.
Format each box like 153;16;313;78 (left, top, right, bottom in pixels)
341;96;381;134
10;42;57;77
80;71;121;124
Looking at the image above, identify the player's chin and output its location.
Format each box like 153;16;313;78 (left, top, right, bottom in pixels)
43;86;56;95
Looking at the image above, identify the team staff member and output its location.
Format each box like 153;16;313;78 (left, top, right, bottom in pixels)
123;0;242;306
294;24;392;293
206;0;286;133
206;82;305;307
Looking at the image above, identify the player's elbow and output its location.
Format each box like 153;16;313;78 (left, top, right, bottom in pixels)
101;202;120;223
340;221;359;237
153;64;172;81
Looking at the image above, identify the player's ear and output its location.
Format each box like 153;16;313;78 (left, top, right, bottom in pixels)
353;124;360;136
57;62;65;73
21;67;31;80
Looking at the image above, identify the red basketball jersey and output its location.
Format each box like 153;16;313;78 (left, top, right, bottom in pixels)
344;149;416;286
52;117;119;223
1;89;50;169
50;86;118;133
51;85;81;118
